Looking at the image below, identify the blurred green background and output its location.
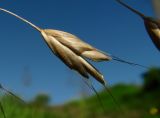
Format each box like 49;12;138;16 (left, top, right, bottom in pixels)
0;67;160;118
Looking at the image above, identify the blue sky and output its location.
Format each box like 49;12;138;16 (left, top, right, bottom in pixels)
0;0;159;105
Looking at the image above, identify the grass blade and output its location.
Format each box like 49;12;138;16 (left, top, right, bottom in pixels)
0;84;25;104
0;100;6;118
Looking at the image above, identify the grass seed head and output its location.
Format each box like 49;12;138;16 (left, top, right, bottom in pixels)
41;29;106;84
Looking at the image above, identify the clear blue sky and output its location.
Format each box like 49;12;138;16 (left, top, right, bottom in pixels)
0;0;159;105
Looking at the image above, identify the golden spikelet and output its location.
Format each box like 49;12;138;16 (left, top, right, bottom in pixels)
41;29;107;84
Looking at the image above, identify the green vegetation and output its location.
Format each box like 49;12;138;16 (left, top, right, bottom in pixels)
57;84;160;118
0;67;160;118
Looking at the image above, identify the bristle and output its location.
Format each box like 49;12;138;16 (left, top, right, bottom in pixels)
111;55;149;69
103;83;125;114
82;78;105;112
97;49;149;69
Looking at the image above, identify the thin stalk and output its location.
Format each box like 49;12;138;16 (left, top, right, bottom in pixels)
116;0;146;19
0;8;41;32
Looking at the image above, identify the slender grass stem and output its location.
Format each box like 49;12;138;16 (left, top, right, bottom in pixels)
116;0;146;19
0;8;41;32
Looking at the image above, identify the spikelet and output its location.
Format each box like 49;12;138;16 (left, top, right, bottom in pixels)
41;30;106;84
144;20;160;51
41;29;111;61
116;0;160;51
